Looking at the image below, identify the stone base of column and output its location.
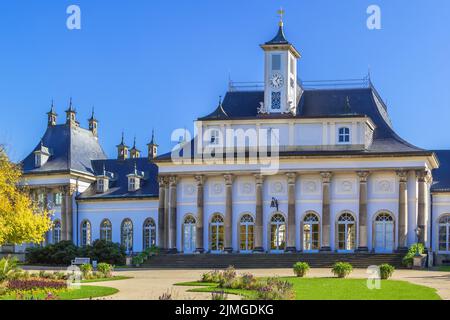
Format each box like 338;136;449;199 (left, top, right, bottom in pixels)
195;248;205;254
320;246;331;252
356;247;369;253
253;247;264;253
224;247;233;253
285;247;297;253
166;248;178;254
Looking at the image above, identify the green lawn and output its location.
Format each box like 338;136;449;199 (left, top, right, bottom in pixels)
437;266;450;272
81;276;132;283
0;285;118;300
178;277;441;300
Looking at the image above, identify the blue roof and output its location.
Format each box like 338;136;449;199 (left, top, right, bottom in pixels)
77;157;159;200
21;124;107;175
196;86;426;154
432;150;450;192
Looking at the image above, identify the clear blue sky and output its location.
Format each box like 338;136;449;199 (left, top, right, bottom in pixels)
1;0;449;162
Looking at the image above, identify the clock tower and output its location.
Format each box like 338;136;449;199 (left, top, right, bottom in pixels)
261;11;301;115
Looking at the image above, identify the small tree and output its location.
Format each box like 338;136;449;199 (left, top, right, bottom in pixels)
0;149;52;245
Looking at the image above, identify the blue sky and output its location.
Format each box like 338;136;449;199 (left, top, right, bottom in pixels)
0;0;449;162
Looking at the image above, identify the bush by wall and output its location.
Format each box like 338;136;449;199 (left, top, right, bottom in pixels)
25;240;126;265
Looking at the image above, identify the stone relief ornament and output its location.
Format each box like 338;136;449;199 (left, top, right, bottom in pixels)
257;102;269;114
212;183;223;195
341;180;353;193
377;180;392;193
184;184;195;196
303;181;317;193
271;181;284;194
241;182;253;195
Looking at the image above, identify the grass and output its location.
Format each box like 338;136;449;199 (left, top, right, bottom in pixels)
176;277;441;300
0;285;118;300
81;276;132;283
437;266;450;272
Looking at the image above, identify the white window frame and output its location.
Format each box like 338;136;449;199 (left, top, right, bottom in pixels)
97;179;104;192
128;178;136;191
438;215;450;253
209;129;220;145
337;127;351;144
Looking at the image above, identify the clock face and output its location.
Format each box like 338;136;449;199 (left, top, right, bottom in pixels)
270;73;284;89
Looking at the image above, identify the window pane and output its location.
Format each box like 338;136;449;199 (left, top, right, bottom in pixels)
272;54;281;70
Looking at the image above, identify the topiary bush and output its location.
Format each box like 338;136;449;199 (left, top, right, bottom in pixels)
402;243;425;267
97;263;114;278
80;263;93;279
379;264;395;280
293;262;310;277
332;262;353;278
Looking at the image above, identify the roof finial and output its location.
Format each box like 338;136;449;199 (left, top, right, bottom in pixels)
91;106;95;118
218;95;222;105
121;131;125;144
277;7;285;27
69;97;73;111
133;135;136;148
102;163;106;176
150;129;155;144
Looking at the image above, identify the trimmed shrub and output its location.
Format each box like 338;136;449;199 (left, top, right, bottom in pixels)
379;264;395;280
97;263;114;278
25;240;126;266
80;240;126;265
402;243;425;267
332;262;353;278
80;264;93;278
293;262;310;277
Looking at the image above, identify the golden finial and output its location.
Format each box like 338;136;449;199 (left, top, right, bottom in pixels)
277;8;285;27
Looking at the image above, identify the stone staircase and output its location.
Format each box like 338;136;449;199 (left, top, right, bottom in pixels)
142;253;405;269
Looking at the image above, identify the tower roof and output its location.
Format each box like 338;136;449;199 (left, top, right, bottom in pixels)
47;100;57;116
265;24;290;45
148;129;158;146
65;97;76;113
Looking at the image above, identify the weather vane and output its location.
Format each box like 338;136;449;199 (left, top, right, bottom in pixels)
277;8;285;26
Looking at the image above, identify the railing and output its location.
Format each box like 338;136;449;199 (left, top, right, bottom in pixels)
228;77;371;91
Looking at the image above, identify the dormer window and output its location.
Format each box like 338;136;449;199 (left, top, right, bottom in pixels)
338;127;351;144
97;179;105;193
35;154;42;167
128;177;138;192
210;129;220;145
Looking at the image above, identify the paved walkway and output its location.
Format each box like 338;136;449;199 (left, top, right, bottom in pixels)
23;266;450;300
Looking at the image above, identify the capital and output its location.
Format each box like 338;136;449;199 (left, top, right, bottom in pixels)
158;176;167;187
254;174;264;185
194;175;205;186
320;171;332;184
169;176;178;186
223;174;234;185
356;171;370;182
396;170;408;183
286;172;297;185
415;169;430;182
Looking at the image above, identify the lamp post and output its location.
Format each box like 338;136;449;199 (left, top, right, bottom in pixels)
414;227;422;257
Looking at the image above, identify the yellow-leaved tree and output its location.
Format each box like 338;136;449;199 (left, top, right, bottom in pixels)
0;146;52;245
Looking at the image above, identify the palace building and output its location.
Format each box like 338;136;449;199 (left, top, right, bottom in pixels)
3;18;450;266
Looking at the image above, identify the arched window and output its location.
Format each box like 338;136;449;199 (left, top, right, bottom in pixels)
374;212;394;253
239;214;254;252
80;220;91;246
143;218;156;250
338;127;350;143
438;214;450;252
53;220;61;244
270;213;286;252
100;219;112;242
303;213;320;251
183;215;196;253
210;214;224;253
337;212;356;251
121;219;133;253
